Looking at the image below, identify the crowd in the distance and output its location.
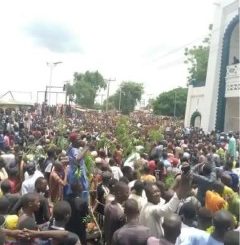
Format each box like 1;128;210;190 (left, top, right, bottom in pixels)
0;105;239;245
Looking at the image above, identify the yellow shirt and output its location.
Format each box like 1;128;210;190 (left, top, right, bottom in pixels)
205;191;228;212
5;215;18;230
4;215;19;242
223;185;235;201
141;174;156;183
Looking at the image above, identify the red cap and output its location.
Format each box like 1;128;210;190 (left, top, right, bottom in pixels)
148;160;156;172
69;132;78;142
171;158;179;167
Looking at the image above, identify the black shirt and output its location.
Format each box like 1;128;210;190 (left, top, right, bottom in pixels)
112;223;150;245
11;195;50;225
65;194;88;245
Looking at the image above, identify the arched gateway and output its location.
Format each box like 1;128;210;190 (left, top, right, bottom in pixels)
185;0;239;132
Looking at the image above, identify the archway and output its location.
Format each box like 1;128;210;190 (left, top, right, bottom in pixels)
190;111;201;128
216;15;239;132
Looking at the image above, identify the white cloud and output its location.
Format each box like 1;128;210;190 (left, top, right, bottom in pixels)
0;0;216;103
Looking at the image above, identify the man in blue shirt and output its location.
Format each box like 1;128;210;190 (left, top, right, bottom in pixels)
66;132;89;202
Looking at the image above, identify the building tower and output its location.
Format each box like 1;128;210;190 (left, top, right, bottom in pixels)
185;0;239;132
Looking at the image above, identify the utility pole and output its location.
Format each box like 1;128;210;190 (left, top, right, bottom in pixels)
173;90;177;118
118;86;122;112
46;61;62;105
63;81;69;105
105;78;116;112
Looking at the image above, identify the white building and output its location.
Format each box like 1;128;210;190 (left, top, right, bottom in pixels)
185;0;239;132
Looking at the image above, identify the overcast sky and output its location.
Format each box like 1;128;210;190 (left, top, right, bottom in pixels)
0;0;217;103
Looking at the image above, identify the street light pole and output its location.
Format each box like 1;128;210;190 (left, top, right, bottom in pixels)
47;61;62;105
173;90;177;117
105;78;116;112
118;87;122;112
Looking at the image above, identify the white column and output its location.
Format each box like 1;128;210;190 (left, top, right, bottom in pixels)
201;4;224;132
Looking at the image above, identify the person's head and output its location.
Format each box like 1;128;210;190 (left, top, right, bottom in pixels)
102;171;112;185
162;213;181;243
70;182;82;194
0;197;10;214
98;150;106;159
145;183;160;205
21;193;40;213
179;202;197;226
225;160;233;171
142;164;151;175
108;158;116;167
202;163;212;176
212;181;224;195
114;181;130;204
122;166;133;181
35;177;48;193
119;176;129;184
221;173;232;187
157;161;165;170
132;170;138;181
69;132;80;147
224;231;239;245
47;148;56;159
132;180;144;196
1;180;11;194
228;133;233;138
108;178;118;194
197;207;212;230
162;152;168;160
25;161;36;176
53;201;72;226
53;160;64;172
213;210;234;238
7;167;18;178
124;198;139;221
181;162;191;174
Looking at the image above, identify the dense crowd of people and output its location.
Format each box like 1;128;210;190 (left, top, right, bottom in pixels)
0;104;239;245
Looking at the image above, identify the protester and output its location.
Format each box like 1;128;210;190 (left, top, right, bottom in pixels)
50;200;81;245
139;176;190;238
17;193;40;227
129;180;146;211
147;213;182;245
49;160;68;202
1;179;20;212
178;210;234;245
112;199;150;245
109;159;123;181
65;182;88;245
0;105;238;245
104;181;129;245
21;162;44;195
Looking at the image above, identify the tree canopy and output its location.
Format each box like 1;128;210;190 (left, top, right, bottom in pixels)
153;87;187;117
107;81;144;114
184;25;212;86
66;71;106;108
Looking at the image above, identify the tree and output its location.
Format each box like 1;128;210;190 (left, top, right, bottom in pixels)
153;87;187;117
107;81;144;114
184;25;212;86
64;81;75;104
69;71;106;108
